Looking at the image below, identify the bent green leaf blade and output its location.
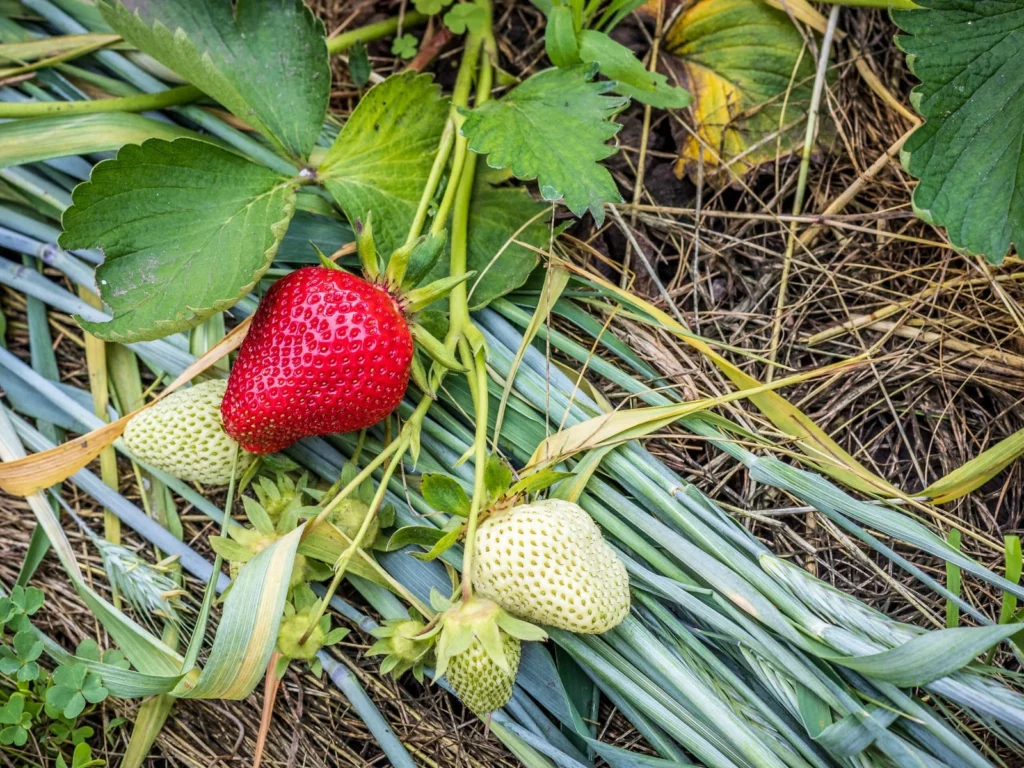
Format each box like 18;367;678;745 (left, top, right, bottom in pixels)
0;113;202;168
319;72;449;258
60;138;296;342
893;1;1024;263
826;624;1021;688
459;64;626;224
98;0;329;160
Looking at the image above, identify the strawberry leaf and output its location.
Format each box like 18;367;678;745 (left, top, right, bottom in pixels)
578;30;691;109
60;139;296;343
460;64;626;224
421;474;471;517
320;72;449;258
98;0;329;161
422;179;554;311
893;0;1024;264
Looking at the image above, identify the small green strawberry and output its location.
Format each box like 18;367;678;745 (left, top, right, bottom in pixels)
428;593;546;715
472;499;630;634
276;585;348;665
367;613;434;682
124;379;253;485
327;462;395;548
209;475;330;586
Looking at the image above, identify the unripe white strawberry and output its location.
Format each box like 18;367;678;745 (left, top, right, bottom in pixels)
446;631;521;715
472;499;630;633
429;596;542;716
124;379;253;485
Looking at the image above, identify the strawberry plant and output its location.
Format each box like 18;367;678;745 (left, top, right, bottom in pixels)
2;0;1024;766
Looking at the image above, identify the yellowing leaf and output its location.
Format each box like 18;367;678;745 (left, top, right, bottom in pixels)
664;0;820;180
921;426;1024;504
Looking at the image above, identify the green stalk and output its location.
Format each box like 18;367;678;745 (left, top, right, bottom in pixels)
181;444;240;672
299;443;408;644
459;339;490;601
423;30;486;242
325;12;428;55
0;85;203;117
77;288;121;589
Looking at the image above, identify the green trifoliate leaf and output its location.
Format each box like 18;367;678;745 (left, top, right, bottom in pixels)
320;72;449;258
444;3;488;34
60;138;295;343
460;64;626;223
578;30;691;109
415;0;453;14
98;0;328;160
391;33;419;60
893;0;1024;264
422;474;471;517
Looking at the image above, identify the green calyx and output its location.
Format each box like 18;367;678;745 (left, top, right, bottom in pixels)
210;471;325;585
326;462;395;549
278;611;328;659
277;585;348;662
428;593;546;679
367;614;435;682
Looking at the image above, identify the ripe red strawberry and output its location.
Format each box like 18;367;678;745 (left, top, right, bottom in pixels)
222;266;413;454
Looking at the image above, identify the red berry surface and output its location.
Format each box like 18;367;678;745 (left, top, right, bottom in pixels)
222;266;413;454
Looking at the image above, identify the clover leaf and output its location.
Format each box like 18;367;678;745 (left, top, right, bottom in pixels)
45;664;108;720
444;3;487;34
0;694;32;747
0;630;44;682
391;33;419;60
414;0;452;14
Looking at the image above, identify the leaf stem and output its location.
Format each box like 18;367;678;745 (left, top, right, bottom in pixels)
0;85;204;118
425;31;486;240
299;442;407;645
326;12;428;55
459;340;490;602
454;7;495;603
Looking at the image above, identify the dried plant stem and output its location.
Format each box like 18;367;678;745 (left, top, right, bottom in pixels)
767;5;841;382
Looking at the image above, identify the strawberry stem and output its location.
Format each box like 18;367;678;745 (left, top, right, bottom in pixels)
299;431;409;645
455;25;495;603
459;339;491;602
